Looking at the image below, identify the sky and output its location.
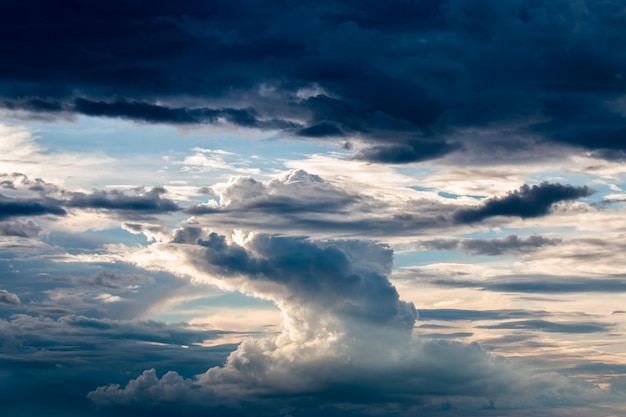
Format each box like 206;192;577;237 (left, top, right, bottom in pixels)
1;1;626;416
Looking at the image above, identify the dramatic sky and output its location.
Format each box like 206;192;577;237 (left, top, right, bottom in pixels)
2;1;626;416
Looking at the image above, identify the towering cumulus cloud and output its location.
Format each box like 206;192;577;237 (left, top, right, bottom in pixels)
89;230;594;415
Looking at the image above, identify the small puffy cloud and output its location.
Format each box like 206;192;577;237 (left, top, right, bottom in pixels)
0;289;20;306
453;182;594;224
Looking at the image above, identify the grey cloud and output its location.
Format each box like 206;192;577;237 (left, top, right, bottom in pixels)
62;270;146;290
0;257;203;321
0;313;231;363
122;222;168;237
66;187;180;213
0;174;182;225
478;319;611;334
0;311;235;417
418;309;538;322
453;182;593;224
419;332;474;339
421;234;563;256
430;275;626;294
0;219;43;237
0;290;20;306
0;194;66;220
0;174;60;196
170;226;204;244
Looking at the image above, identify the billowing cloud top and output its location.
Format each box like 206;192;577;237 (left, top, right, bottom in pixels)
165;230;417;338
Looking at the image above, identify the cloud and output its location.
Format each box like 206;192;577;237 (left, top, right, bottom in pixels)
0;289;20;306
453;182;594;224
0;313;234;385
0;174;182;230
429;275;626;294
182;172;595;239
477;319;611;334
3;1;625;162
170;231;417;335
418;309;537;322
421;235;563;256
186;170;363;217
72;98;298;129
183;169;453;238
0;194;66;220
355;140;458;164
0;219;43;237
88;231;603;414
66;187;180;214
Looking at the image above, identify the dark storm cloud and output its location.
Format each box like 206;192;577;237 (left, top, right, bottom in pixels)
453;182;593;224
72;98;297;128
422;234;562;255
3;1;625;162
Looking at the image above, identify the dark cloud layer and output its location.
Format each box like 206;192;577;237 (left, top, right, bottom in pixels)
0;176;181;226
66;187;180;213
422;234;562;255
0;219;43;237
478;319;611;334
453;182;593;224
431;275;626;294
2;0;626;162
0;194;66;220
